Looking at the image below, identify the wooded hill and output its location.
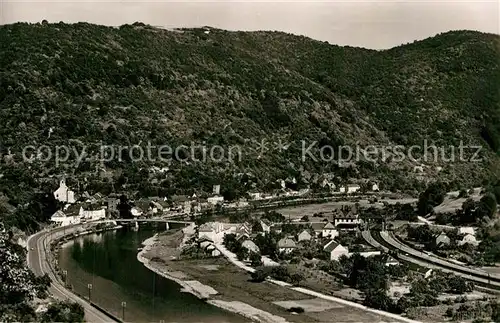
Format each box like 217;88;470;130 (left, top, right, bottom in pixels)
0;22;499;229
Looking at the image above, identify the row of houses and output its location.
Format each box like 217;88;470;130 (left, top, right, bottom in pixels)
197;221;252;243
50;206;106;226
435;228;479;248
277;236;397;265
320;180;380;194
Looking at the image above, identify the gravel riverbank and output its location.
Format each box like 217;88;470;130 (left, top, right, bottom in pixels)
136;231;290;323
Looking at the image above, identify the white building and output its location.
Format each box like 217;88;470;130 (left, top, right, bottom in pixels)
206;244;221;257
51;210;80;226
249;192;262;200
298;230;312;242
260;220;271;233
385;256;399;266
334;214;361;226
458;234;479;246
322;222;339;238
372;183;380;191
352;251;381;258
339;184;361;194
324;240;349;261
277;238;297;254
148;201;163;214
213;185;221;195
207;195;224;205
197;222;229;243
53;179;76;204
458;227;475;236
131;207;143;217
321;178;336;191
183;201;192;214
79;207;106;221
332;206;361;226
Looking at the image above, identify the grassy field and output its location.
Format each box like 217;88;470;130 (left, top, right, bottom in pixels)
143;232;398;323
275;198;418;219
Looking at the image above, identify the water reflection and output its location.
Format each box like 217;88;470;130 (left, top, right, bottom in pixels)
59;228;247;323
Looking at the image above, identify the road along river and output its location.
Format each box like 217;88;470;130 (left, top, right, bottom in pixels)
57;227;248;323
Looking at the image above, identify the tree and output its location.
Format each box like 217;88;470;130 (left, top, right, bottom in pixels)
222;233;240;252
363;289;396;312
251;221;263;233
448;275;473;294
490;301;500;322
236;248;249;261
251;267;269;282
262;211;285;223
249;252;263;267
290;273;305;285
117;195;133;219
417;182;446;216
0;224;51;322
458;189;469;198
479;193;497;218
41;301;85;323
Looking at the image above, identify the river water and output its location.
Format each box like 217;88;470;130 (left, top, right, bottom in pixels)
58;227;248;323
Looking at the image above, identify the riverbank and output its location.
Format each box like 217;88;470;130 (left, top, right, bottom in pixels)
28;223;124;323
137;233;290;323
138;228;400;323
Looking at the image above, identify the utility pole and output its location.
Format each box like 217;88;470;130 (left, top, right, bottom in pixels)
121;302;126;321
152;273;156;320
62;270;68;287
87;284;92;302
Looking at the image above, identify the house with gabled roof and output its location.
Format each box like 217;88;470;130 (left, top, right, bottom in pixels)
79;207;106;221
323;240;349;261
310;222;326;236
385;256;399;266
199;235;214;249
241;240;260;253
50;210;80;226
205;244;221;257
260;219;271;233
458;233;479;247
197;223;219;241
435;232;451;248
339;184;361;194
322;222;339;238
277;237;297;254
458;227;475;236
298;230;312;242
333;206;361;226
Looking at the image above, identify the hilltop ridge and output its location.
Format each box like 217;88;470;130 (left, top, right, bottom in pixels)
0;22;499;229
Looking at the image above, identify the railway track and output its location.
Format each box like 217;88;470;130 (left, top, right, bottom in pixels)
362;230;500;289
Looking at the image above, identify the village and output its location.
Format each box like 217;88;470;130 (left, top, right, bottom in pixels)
48;176;377;227
45;177;500;322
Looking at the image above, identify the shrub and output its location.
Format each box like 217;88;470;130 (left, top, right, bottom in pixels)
250;267;270;282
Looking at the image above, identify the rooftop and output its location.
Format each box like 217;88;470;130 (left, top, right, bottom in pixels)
277;238;297;249
324;240;342;252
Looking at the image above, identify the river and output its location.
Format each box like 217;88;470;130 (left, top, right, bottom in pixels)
58;227;248;323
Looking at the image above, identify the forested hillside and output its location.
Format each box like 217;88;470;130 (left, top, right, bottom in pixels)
0;22;499;230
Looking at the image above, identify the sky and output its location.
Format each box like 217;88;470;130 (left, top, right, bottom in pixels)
0;0;498;49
